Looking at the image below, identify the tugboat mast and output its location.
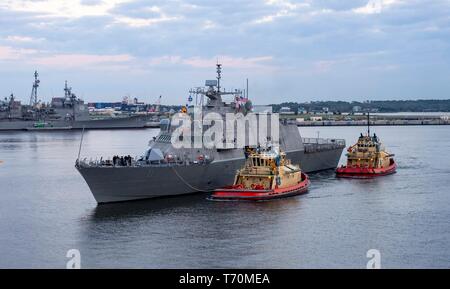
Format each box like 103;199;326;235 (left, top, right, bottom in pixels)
367;111;370;136
29;70;40;107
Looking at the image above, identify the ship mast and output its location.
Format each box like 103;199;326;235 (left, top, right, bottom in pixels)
367;111;370;136
246;78;249;99
64;80;77;121
64;80;78;103
216;63;221;93
188;63;242;108
8;93;14;116
64;80;68;97
29;70;40;107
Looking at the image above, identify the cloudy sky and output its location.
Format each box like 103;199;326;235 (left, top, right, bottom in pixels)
0;0;449;104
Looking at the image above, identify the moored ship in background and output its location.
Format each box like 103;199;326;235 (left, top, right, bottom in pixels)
0;71;162;131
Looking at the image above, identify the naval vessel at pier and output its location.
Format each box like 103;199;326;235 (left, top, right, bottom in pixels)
76;64;345;203
0;71;159;131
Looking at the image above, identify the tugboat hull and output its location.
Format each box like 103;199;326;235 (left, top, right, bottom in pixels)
336;161;397;178
210;173;310;201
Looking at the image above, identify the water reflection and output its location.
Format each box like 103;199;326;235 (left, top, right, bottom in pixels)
2;127;450;268
80;192;306;268
89;193;208;221
87;192;305;223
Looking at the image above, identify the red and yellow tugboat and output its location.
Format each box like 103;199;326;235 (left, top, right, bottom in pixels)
211;147;310;201
336;114;396;178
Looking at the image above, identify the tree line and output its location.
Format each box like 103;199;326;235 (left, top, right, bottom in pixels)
270;99;450;113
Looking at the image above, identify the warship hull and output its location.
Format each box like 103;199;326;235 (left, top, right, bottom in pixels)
0;115;154;131
76;147;343;204
75;64;346;204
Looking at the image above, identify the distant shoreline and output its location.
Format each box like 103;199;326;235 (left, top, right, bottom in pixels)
270;99;450;115
369;112;450;116
283;111;450;126
296;121;450;127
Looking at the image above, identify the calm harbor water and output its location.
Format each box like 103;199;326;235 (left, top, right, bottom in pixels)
0;126;449;268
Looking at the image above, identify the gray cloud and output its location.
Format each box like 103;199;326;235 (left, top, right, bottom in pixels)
0;0;450;103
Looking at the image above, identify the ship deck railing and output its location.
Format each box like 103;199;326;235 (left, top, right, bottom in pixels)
302;137;346;153
75;157;212;168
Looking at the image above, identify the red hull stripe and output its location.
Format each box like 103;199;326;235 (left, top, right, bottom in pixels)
211;173;310;200
336;162;397;178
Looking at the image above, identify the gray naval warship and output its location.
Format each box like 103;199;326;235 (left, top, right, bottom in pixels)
0;71;157;131
76;64;345;203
